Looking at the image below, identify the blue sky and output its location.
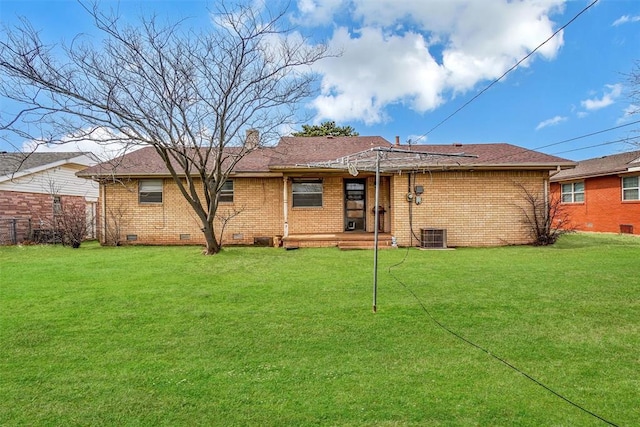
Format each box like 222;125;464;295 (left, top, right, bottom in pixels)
1;0;639;160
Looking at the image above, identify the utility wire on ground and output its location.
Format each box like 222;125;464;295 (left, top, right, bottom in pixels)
386;250;620;426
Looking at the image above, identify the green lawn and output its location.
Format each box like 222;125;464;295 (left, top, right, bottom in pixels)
1;233;638;426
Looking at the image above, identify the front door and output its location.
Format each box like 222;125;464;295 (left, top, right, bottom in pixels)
344;179;366;231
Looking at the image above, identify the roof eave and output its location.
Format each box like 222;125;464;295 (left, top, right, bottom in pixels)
2;155;97;183
271;162;576;173
550;167;633;182
77;171;282;180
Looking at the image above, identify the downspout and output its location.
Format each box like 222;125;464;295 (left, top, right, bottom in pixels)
283;176;289;237
408;172;413;247
545;166;561;229
100;180;107;245
544;178;549;229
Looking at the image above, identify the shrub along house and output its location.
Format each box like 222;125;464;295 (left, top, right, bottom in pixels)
550;149;640;235
77;136;574;248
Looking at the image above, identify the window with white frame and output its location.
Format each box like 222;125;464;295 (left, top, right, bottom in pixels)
292;178;323;207
622;176;639;201
219;180;234;203
561;182;584;203
139;179;163;203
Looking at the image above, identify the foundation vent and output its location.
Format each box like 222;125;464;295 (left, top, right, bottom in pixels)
620;224;634;234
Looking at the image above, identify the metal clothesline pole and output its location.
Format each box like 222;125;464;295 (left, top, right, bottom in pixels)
297;147;477;314
372;149;380;313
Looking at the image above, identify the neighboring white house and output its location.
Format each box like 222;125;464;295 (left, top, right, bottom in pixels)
0;152;99;244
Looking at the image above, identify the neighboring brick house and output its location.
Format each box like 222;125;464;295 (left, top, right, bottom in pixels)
0;152;99;244
550;150;640;235
78;136;574;248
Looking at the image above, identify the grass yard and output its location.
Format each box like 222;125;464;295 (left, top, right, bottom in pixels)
1;233;639;426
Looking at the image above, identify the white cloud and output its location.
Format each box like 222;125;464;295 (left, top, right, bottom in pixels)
612;15;640;26
581;84;623;111
536;115;567;130
294;0;345;26
617;104;639;124
299;0;567;124
311;27;446;124
22;127;133;160
407;134;427;144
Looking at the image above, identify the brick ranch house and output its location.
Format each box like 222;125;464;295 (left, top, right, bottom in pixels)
77;136;574;248
0;152;99;244
550;149;640;235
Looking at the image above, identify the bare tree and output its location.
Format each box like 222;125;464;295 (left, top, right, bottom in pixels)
628;61;640;110
215;206;244;248
57;202;90;248
515;182;574;246
0;1;330;254
104;204;129;246
626;60;640;146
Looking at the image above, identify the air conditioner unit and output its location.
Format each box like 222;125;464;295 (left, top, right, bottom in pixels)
420;228;447;249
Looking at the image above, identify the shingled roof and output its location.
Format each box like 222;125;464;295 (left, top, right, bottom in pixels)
77;137;575;178
398;143;572;168
0;152;96;180
269;136;392;167
550;150;640;182
289;141;575;172
77;137;392;178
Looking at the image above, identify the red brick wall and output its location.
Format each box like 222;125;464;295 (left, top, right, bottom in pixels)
550;176;640;235
1;190;56;223
0;190;96;243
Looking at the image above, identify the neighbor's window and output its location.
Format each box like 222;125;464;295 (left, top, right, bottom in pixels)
561;182;584;203
139;179;163;203
292;178;323;207
219;180;234;203
622;176;639;201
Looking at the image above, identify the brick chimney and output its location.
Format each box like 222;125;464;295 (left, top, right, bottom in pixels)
245;129;259;149
395;136;400;146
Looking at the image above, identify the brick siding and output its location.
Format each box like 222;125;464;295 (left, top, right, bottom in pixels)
103;171;547;248
0;190;96;243
550;176;640;235
102;177;283;246
391;170;546;247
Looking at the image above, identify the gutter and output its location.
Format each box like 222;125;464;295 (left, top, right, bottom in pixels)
549;168;630;182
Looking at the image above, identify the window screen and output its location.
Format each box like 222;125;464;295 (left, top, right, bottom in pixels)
623;176;639;201
139;179;163;203
292;179;323;207
220;180;234;203
561;182;584;203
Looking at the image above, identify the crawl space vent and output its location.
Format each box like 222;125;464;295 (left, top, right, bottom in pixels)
420;228;447;249
620;224;634;234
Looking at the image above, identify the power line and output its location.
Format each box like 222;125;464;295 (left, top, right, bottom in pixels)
551;137;632;155
483;121;640;164
535;119;640;151
414;0;600;143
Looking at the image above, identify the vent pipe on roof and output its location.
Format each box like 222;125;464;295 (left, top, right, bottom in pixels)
245;129;259;150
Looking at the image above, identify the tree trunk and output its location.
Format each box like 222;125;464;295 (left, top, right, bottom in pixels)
202;222;221;255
